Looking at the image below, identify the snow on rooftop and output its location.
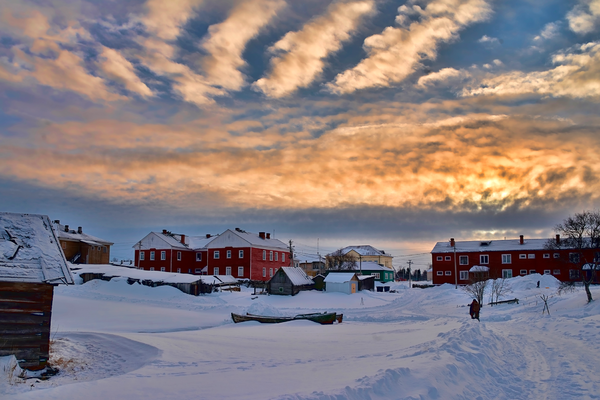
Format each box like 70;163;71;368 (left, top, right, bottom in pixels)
279;267;314;286
0;212;73;284
324;272;357;283
469;265;490;272
431;238;552;253
54;222;113;245
336;245;388;256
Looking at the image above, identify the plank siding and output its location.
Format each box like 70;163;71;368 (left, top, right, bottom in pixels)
0;281;54;370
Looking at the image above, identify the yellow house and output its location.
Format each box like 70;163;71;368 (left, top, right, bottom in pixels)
328;245;393;270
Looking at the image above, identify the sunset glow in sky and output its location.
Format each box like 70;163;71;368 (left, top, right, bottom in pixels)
1;0;599;265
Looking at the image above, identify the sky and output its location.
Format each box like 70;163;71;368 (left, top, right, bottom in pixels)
1;0;600;267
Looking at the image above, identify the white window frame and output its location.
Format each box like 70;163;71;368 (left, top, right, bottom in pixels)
195;268;202;274
275;252;278;261
263;250;266;260
150;267;154;271
177;251;181;261
282;253;285;263
196;253;202;261
436;256;443;261
139;251;145;261
238;266;244;277
569;253;580;263
480;254;489;264
445;271;452;276
176;268;181;273
543;254;550;259
528;254;535;259
459;271;469;280
270;268;274;277
226;266;231;275
160;267;165;272
519;254;526;259
529;269;536;274
371;273;380;279
553;253;560;259
214;250;220;259
270;251;273;261
502;269;512;279
226;250;232;259
161;251;166;261
436;271;443;276
520;269;527;275
459;256;468;265
214;267;220;275
445;256;451;261
150;251;155;261
263;267;267;277
553;269;560;275
502;254;511;264
544;270;550;275
239;250;244;258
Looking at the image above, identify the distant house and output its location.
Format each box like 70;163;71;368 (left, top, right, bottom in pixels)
1;212;74;370
352;261;395;283
327;245;394;270
295;254;326;277
53;221;113;264
267;267;314;296
324;272;359;294
357;274;376;291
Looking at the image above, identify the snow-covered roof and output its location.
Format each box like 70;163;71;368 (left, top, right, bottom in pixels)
187;235;217;250
324;272;357;283
333;245;390;257
469;265;490;272
431;238;552;253
279;267;314;286
205;229;288;250
353;261;391;271
0;212;74;284
133;232;189;250
54;222;113;245
582;263;600;270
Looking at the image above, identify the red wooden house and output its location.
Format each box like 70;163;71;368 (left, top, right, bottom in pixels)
431;235;599;285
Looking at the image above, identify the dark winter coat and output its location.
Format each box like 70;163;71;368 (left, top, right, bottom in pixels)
469;300;480;317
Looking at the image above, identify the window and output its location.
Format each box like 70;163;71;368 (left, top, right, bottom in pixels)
282;253;285;263
553;253;560;259
239;250;244;258
238;267;244;277
188;269;191;274
226;267;231;275
529;270;536;274
520;269;527;275
445;256;451;261
436;271;443;276
544;270;550;275
502;269;513;279
275;252;278;261
553;269;560;275
502;254;511;264
519;254;526;259
161;251;166;261
150;267;154;271
195;268;202;274
270;268;274;277
270;251;273;261
437;256;443;261
459;256;468;265
226;250;231;259
214;267;220;275
371;273;380;279
480;255;489;264
528;254;535;259
103;246;107;253
263;267;267;277
214;251;220;259
160;267;165;272
177;268;181;273
543;254;550;259
569;269;580;279
445;271;452;276
196;253;202;261
459;271;469;280
150;251;155;261
569;253;580;263
139;251;145;261
177;251;181;261
263;250;266;260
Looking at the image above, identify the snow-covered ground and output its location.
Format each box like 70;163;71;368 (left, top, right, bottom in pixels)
2;270;600;399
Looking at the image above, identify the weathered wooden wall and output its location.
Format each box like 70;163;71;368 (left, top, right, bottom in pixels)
0;281;53;370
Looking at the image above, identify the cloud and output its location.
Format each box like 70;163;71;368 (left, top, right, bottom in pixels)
417;67;471;87
567;0;600;34
327;0;493;94
253;0;375;98
141;0;205;41
98;47;153;98
478;34;499;45
462;42;600;99
201;0;285;91
533;22;561;41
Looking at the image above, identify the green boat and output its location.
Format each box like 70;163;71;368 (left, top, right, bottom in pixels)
231;312;339;324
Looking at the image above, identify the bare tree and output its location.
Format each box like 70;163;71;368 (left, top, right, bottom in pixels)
488;269;511;304
325;250;357;271
546;210;600;303
462;278;488;306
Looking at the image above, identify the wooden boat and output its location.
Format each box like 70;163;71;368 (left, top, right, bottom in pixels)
231;312;340;325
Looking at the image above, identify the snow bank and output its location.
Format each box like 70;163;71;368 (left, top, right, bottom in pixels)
0;355;24;389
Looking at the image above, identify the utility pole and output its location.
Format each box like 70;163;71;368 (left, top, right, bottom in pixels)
454;244;458;289
407;260;413;288
289;240;294;267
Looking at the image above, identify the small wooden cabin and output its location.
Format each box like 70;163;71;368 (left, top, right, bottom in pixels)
267;267;314;296
0;212;74;370
324;272;359;294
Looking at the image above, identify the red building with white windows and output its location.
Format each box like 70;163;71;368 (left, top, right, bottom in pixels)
431;235;599;285
133;228;291;281
204;228;291;281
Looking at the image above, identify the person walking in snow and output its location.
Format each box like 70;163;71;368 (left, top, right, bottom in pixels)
469;299;480;321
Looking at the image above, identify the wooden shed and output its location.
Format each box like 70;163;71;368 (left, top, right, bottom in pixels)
0;212;74;370
324;272;359;294
267;267;314;296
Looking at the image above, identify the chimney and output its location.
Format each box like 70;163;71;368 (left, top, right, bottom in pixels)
180;234;186;244
206;234;211;239
266;233;271;239
450;238;455;247
520;235;524;245
64;225;69;232
162;229;168;234
556;234;560;245
259;232;266;239
78;226;82;234
54;220;60;224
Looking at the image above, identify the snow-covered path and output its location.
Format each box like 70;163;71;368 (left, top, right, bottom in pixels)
3;274;600;399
